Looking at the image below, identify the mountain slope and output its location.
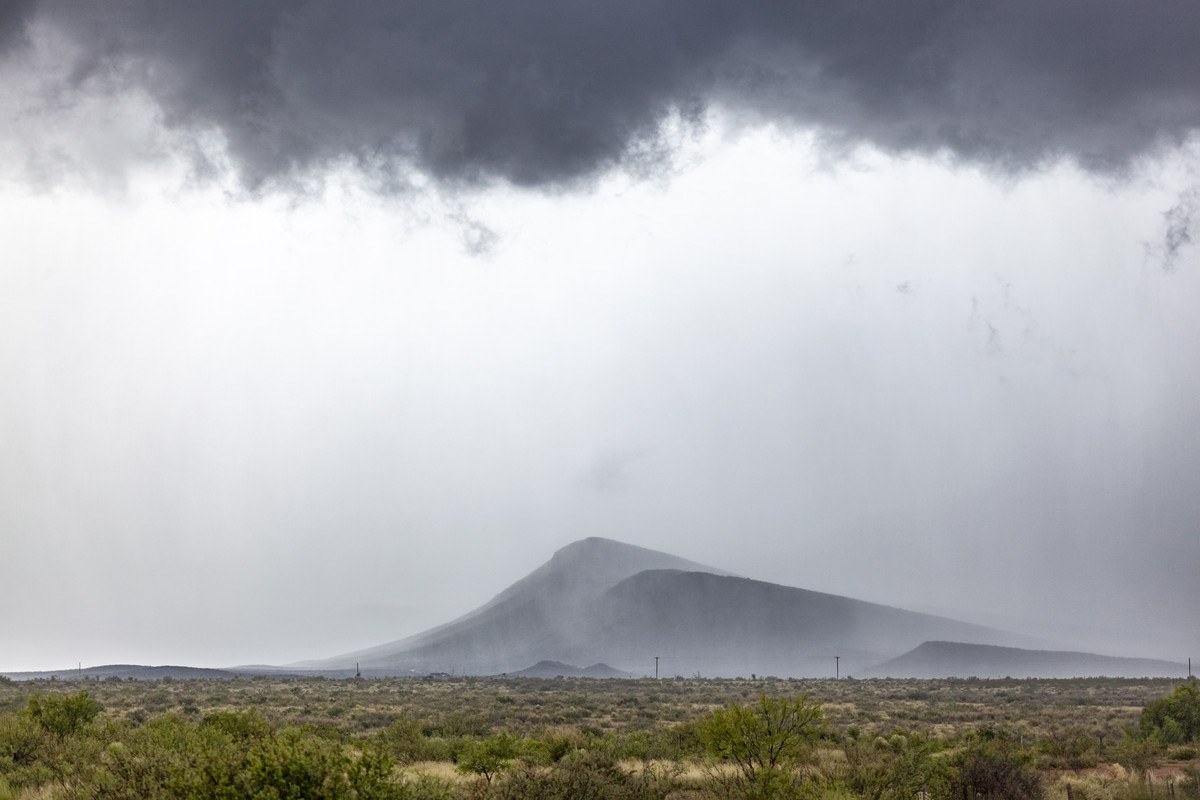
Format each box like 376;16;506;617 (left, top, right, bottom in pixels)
299;537;1026;677
864;641;1188;679
294;537;723;674
567;570;1019;677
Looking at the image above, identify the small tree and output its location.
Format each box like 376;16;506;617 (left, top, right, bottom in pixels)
1139;678;1200;744
26;691;102;739
457;733;521;784
700;692;825;784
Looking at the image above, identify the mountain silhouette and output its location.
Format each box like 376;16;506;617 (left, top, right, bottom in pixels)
296;537;1025;677
864;641;1187;679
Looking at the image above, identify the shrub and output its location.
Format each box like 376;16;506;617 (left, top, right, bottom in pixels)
237;728;397;800
1115;733;1164;778
91;715;405;800
700;692;825;783
200;708;272;744
950;740;1043;800
1039;726;1099;773
489;751;658;800
456;733;521;784
840;730;951;800
26;691;103;739
0;713;43;769
1139;679;1200;744
377;717;447;764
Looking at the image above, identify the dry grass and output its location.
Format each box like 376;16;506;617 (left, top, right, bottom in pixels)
401;760;469;783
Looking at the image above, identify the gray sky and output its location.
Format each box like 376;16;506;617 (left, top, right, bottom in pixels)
1;1;1198;671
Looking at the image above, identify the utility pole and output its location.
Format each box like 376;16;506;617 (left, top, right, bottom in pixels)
655;656;659;680
835;656;840;680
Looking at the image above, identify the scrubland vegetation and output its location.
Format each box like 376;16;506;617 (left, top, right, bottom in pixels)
1;673;1197;799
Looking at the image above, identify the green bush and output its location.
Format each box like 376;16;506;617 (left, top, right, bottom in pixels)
88;714;406;800
456;733;520;783
377;717;448;764
237;728;399;800
840;730;951;800
201;708;273;744
1139;679;1200;744
700;692;825;783
27;691;103;739
0;712;43;769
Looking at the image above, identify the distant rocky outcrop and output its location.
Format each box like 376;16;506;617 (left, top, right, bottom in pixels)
864;641;1187;679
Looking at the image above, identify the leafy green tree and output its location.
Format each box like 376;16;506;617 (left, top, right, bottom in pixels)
700;692;825;784
26;691;102;739
1139;678;1200;744
456;733;521;784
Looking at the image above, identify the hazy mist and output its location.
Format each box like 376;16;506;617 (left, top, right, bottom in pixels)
1;1;1197;672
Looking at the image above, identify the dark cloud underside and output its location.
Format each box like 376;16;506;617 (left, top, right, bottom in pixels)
10;0;1200;188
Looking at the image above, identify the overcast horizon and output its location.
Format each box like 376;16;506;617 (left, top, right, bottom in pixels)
2;1;1198;673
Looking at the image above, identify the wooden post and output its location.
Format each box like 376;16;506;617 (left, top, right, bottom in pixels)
1067;783;1074;800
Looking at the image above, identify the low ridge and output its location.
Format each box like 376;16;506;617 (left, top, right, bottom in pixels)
865;641;1188;679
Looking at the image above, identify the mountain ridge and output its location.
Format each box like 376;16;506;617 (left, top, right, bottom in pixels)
865;641;1188;679
298;537;1033;677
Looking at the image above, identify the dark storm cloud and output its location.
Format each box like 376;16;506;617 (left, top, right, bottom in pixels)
0;0;35;50
13;0;1200;189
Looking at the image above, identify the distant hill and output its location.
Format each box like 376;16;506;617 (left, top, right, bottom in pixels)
503;661;635;679
865;641;1188;679
1;664;243;681
298;537;1028;678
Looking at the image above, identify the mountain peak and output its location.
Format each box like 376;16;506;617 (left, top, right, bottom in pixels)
491;537;724;607
550;536;682;564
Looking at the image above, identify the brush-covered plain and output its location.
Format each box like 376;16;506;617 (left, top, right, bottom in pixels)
1;675;1197;800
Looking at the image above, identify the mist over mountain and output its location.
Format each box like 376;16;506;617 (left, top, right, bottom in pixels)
298;537;1034;678
294;537;720;675
579;569;1023;678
